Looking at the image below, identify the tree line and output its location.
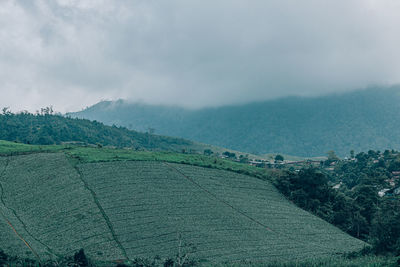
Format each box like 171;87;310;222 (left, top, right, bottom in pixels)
0;110;195;152
273;149;400;256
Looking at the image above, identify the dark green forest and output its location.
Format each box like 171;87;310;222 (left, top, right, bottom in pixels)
273;150;400;256
0;109;204;153
70;86;400;157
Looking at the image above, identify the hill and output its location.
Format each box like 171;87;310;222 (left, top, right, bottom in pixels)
0;141;366;264
70;86;400;157
0;111;215;153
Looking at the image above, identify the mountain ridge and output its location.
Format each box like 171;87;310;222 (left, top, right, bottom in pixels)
70;86;400;157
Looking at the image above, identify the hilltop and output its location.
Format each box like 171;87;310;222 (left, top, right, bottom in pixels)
0;111;217;154
0;141;366;265
70;86;400;157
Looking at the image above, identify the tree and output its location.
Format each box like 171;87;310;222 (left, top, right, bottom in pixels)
327;150;339;161
40;106;54;115
203;149;213;156
275;154;284;162
0;250;8;265
2;107;11;115
73;249;89;266
371;198;400;254
222;151;236;159
239;154;249;163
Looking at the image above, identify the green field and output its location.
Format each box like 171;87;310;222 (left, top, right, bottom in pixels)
0;141;367;264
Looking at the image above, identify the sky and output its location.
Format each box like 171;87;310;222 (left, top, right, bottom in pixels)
1;0;400;113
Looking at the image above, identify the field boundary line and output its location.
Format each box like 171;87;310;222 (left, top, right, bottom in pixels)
0;157;58;257
163;162;274;232
163;162;340;252
0;158;42;262
71;163;130;261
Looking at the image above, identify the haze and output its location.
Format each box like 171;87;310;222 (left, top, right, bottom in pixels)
1;0;400;112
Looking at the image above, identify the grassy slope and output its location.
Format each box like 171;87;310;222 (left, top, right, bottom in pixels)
0;141;366;264
0;140;270;179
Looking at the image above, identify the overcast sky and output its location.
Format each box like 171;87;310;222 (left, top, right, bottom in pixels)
1;0;400;112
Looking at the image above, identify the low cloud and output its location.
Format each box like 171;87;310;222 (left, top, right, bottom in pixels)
1;0;400;112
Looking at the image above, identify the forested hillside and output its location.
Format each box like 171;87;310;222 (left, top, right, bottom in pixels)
0;110;209;153
70;87;400;157
273;149;400;256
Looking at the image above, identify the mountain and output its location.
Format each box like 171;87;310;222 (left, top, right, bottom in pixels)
70;86;400;157
0;112;216;153
0;142;365;264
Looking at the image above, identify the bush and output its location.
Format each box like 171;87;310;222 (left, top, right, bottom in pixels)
74;249;89;266
0;249;8;265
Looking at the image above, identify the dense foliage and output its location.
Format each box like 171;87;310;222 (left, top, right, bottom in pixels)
0;110;207;153
273;149;400;256
70;86;400;157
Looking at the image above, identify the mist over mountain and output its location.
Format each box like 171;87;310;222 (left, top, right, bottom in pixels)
70;87;400;157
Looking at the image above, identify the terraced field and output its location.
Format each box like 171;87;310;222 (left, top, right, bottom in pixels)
0;154;124;261
0;152;366;264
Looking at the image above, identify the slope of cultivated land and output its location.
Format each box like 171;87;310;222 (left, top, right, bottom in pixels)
77;161;365;262
0;150;366;264
0;157;37;259
0;153;124;261
171;164;365;251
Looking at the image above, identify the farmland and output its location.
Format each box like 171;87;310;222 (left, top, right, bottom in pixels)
0;142;367;264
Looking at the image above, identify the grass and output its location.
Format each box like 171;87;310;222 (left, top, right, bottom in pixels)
0;140;63;154
0;140;272;180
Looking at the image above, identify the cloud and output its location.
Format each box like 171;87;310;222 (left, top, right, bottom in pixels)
1;0;400;112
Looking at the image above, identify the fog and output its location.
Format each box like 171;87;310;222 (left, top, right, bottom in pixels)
1;0;400;112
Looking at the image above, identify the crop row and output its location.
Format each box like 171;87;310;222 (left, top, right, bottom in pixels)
78;161;283;260
0;153;124;261
78;161;365;262
0;157;36;258
0;154;366;263
172;163;366;252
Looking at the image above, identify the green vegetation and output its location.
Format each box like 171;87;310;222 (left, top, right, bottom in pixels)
70;86;400;156
0;140;63;155
1;249;398;267
273;149;400;258
2;141;400;265
0;140;270;180
210;255;399;267
0;111;213;153
0;142;366;265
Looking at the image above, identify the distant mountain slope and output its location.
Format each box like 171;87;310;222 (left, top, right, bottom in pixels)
0;150;365;263
0;112;210;153
70;87;400;156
